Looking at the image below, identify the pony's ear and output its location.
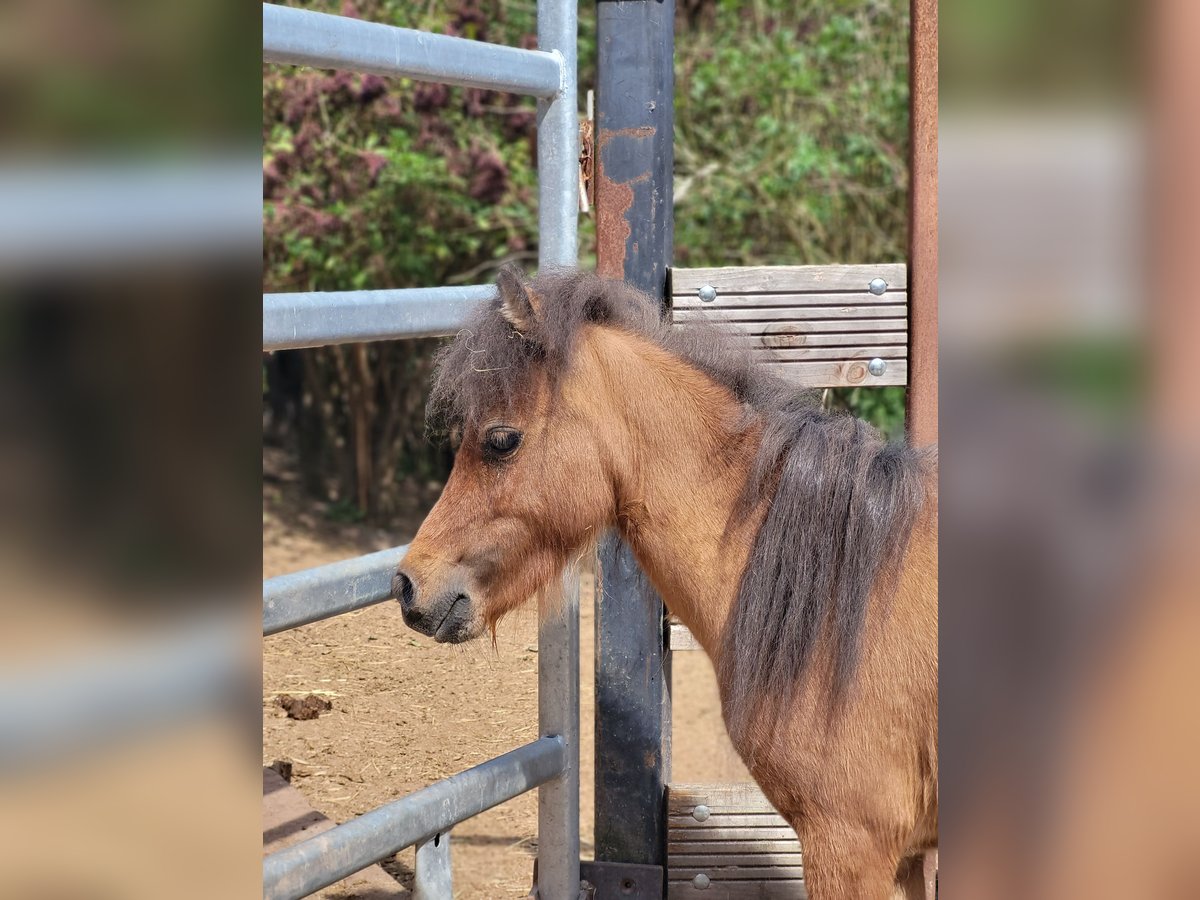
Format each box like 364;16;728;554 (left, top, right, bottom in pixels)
496;265;540;335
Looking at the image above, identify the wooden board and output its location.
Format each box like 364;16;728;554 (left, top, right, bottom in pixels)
673;264;906;294
671;264;908;389
667;784;806;899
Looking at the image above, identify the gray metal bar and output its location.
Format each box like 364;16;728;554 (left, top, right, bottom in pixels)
535;0;579;268
533;2;580;894
263;3;563;97
263;545;408;636
0;161;259;272
536;570;581;899
263;736;566;900
263;286;492;351
414;833;453;900
0;616;243;773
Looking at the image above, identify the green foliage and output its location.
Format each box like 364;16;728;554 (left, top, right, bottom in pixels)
263;0;913;521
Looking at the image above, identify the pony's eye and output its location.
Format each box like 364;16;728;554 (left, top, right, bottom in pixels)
483;426;522;459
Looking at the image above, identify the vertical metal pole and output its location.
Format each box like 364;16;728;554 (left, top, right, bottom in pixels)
414;833;453;900
538;572;581;899
537;0;579;269
594;0;675;886
536;1;580;897
906;0;938;446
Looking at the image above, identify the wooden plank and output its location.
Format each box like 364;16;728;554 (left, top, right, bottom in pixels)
668;827;800;842
672;264;906;294
668;882;805;900
669;622;702;651
751;347;907;362
673;311;907;330
675;290;905;310
668;783;784;813
669;841;801;855
731;330;910;347
671;815;790;829
672;853;802;868
768;359;908;387
671;866;806;881
674;304;907;321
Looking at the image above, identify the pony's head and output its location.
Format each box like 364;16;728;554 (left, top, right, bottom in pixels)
392;266;674;642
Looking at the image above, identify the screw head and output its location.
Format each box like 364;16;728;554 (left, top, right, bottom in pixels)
868;357;887;376
692;873;710;890
868;277;888;296
698;284;717;302
692;804;710;822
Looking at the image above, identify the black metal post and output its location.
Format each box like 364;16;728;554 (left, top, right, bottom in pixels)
593;0;675;890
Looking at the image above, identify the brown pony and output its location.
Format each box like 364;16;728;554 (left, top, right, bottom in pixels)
394;267;937;899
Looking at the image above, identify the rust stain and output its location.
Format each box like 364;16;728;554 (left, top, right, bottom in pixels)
594;125;657;279
595;166;633;279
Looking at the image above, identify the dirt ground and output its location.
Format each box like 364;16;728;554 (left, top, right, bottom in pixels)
263;459;748;899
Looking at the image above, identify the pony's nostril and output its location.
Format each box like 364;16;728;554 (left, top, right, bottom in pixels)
393;571;415;612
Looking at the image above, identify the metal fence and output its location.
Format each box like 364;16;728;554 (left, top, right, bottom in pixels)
261;2;580;898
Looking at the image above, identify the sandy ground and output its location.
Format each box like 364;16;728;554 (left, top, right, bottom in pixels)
263;466;747;899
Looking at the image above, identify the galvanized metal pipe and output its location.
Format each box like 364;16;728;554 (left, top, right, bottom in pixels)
262;3;563;97
263;545;408;636
531;2;581;894
0;616;243;772
263;286;492;351
262;736;567;900
535;0;578;269
536;571;581;899
414;833;453;900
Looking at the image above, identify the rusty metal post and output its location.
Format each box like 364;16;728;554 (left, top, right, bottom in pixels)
593;0;675;889
907;0;938;447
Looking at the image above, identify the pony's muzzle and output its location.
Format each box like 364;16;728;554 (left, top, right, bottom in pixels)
392;569;475;643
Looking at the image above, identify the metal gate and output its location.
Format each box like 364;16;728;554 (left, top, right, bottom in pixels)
261;3;580;898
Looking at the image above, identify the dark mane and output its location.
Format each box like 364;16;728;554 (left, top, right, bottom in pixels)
430;267;929;721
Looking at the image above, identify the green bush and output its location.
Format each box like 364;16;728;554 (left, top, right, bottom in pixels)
263;0;912;521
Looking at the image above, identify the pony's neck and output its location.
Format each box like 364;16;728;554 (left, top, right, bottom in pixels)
574;327;765;657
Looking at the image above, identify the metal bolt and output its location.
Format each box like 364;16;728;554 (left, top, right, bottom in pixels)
868;277;888;296
868;357;887;376
698;284;717;302
692;804;710;822
692;873;710;890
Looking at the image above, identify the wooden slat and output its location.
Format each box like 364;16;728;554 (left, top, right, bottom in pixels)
671;866;806;881
675;290;904;310
672;854;802;868
750;346;907;362
668;827;800;842
671;815;790;829
672;301;902;319
669;841;801;855
669;622;702;651
733;330;910;347
673;313;908;331
669;783;786;814
668;883;805;899
672;264;906;294
769;359;908;387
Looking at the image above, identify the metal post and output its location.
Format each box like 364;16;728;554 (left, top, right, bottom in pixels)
538;571;581;899
536;0;579;269
906;0;938;446
536;1;580;897
414;833;453;900
593;0;675;888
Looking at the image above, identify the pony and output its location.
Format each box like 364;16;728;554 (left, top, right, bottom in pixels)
393;267;938;899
